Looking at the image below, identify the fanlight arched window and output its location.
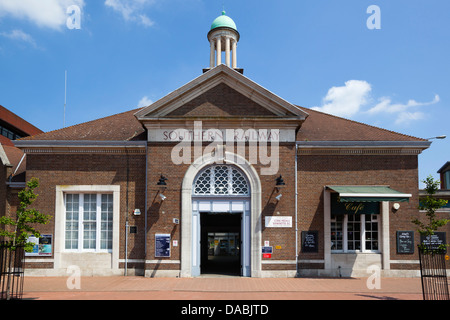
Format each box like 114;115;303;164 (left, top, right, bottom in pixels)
193;165;250;196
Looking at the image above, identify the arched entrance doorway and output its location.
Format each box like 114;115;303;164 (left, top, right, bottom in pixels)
180;152;262;278
192;165;250;276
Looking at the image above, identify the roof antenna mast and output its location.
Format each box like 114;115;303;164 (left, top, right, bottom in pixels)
64;70;67;128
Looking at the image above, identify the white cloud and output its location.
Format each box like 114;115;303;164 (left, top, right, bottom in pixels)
313;81;440;126
0;0;85;30
312;80;372;118
0;29;36;47
137;96;153;108
105;0;156;27
368;94;439;125
394;111;426;125
139;14;155;27
368;94;439;114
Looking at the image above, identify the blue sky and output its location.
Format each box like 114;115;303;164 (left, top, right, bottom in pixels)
0;0;449;186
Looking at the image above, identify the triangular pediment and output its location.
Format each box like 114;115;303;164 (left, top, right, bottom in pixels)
134;64;308;120
165;83;279;117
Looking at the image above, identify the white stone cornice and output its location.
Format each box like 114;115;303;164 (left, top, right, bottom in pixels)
296;140;430;155
14;140;147;154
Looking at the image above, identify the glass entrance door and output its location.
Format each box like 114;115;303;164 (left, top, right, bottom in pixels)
200;212;241;276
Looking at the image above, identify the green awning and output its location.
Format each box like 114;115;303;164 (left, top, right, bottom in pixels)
327;186;411;203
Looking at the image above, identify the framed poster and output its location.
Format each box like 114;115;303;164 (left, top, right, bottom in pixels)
155;234;171;258
261;246;273;254
262;246;272;259
25;234;53;257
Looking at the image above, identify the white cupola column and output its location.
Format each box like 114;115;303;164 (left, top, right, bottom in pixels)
216;36;222;65
225;36;231;67
210;40;215;68
232;39;237;68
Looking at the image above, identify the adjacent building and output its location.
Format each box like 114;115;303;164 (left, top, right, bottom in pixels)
419;162;450;213
0;105;43;242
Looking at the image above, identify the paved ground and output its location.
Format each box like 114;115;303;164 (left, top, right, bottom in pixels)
22;276;425;301
15;276;442;319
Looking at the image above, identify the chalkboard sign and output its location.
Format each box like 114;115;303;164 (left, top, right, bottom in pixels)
302;231;319;253
420;232;447;252
155;234;171;258
396;231;414;254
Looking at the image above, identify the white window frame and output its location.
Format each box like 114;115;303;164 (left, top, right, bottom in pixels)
193;165;250;196
63;193;114;253
331;213;380;253
54;185;120;272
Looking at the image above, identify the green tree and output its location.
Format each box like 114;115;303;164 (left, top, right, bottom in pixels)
0;178;51;251
412;175;449;251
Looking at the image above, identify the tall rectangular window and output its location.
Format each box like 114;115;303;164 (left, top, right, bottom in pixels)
365;215;379;251
101;194;113;250
65;194;79;250
83;194;97;250
330;215;343;251
347;214;361;251
64;193;113;252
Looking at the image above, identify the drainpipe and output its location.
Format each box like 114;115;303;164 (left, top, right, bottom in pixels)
295;143;299;277
124;149;130;276
125;217;129;276
144;143;148;275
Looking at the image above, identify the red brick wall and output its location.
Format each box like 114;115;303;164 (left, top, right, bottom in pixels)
25;153;147;264
297;154;450;269
23;148;445;273
166;83;275;117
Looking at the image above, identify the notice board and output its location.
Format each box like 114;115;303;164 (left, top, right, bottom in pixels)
420;232;447;252
25;234;53;257
155;234;171;258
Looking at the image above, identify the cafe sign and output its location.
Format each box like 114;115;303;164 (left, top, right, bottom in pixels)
331;194;379;215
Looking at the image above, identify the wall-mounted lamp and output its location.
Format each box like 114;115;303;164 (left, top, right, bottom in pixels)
157;174;168;195
157;174;168;186
275;175;285;193
276;175;285;187
393;203;400;211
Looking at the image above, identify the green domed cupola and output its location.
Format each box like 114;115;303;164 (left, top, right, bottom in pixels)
211;11;238;31
207;11;240;70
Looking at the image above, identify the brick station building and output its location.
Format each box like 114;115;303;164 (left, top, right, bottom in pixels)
13;12;446;278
